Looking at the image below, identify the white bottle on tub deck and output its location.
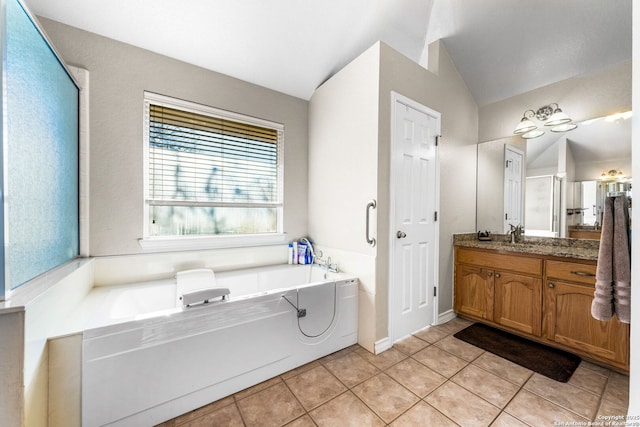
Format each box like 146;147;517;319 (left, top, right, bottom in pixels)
292;241;298;264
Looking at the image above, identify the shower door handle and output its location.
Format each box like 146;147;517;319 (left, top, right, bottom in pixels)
366;199;377;247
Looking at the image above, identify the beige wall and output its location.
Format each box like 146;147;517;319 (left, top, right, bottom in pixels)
479;61;632;143
377;41;478;334
309;41;478;349
0;309;25;427
39;18;309;257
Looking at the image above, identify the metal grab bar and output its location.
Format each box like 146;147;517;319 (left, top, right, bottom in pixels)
366;199;377;247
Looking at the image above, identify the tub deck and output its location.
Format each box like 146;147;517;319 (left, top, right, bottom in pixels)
64;264;359;427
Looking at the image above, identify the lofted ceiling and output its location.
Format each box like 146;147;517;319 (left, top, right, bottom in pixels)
25;0;632;105
426;0;632;106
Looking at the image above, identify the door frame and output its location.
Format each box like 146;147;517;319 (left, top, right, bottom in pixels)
388;91;441;345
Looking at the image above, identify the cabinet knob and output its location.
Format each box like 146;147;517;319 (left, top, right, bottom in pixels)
495;273;501;278
487;271;493;277
548;283;555;288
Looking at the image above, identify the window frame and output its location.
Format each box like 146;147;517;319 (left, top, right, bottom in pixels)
141;92;287;250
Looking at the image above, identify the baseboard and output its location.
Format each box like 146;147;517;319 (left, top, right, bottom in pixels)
374;337;392;354
437;309;456;325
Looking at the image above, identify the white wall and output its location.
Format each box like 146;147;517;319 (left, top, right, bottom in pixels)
39;18;309;257
308;44;380;350
628;0;639;416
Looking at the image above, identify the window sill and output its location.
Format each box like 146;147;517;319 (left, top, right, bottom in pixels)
138;233;289;253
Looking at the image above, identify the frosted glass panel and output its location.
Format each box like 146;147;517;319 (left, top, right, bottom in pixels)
5;0;79;289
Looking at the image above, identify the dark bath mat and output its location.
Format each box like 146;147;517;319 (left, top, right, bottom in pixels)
454;323;581;382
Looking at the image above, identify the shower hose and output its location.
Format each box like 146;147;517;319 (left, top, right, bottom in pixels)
281;281;337;338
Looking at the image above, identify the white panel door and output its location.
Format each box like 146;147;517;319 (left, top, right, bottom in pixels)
391;93;439;341
504;146;524;232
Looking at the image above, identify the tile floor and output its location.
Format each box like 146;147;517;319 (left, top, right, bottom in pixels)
156;317;630;427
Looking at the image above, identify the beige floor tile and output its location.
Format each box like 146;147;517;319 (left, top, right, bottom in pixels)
174;396;235;425
413;325;450;343
319;345;357;363
505;390;589;426
281;360;322;380
351;373;419;423
596;396;630;420
322;351;379;387
567;365;608;395
236;382;305;427
490;412;529;427
354;346;407;370
602;372;630;407
309;391;385;427
285;414;317;427
438;317;473;334
179;403;244;427
435;335;485;361
472;352;533;386
425;381;500;427
579;360;612;377
523;373;600;419
233;376;283;401
451;364;520;408
412;345;469;378
285;365;347;410
389;401;458;427
385;357;447;398
393;335;430;355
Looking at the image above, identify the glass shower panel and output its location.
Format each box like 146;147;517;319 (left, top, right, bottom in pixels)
5;0;79;290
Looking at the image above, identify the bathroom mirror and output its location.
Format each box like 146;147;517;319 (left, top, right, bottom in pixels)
476;113;632;237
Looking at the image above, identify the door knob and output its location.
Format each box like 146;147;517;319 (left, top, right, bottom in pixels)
396;230;407;239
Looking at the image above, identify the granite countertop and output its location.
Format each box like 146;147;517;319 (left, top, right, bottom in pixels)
453;233;599;261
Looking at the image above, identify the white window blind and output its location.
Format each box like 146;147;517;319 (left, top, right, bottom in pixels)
144;94;283;237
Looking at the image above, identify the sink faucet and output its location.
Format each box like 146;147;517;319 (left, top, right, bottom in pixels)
508;224;524;244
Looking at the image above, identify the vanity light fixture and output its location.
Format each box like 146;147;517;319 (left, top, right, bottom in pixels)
599;169;625;180
513;103;577;139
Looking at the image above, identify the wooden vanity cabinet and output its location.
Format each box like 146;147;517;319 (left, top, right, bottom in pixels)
454;264;494;321
454;247;630;371
543;260;629;367
494;272;542;336
454;247;542;336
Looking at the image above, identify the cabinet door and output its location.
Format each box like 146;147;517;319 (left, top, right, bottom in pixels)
543;280;629;364
494;272;542;336
454;264;493;320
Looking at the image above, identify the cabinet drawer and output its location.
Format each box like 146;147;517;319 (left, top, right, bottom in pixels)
456;247;542;276
545;260;596;285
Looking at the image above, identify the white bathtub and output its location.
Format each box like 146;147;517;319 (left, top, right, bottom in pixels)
75;264;358;427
